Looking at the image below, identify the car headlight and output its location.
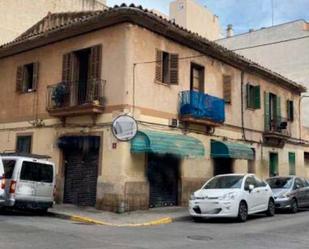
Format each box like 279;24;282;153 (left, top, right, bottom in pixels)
190;193;196;200
278;193;291;199
219;192;236;201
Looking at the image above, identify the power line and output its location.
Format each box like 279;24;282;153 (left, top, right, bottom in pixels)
231;34;309;51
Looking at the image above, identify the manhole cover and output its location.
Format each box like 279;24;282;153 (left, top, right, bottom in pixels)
187;235;213;241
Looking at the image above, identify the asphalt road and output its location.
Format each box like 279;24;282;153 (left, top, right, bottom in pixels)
0;209;309;249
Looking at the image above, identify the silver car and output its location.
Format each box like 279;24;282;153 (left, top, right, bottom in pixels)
266;176;309;213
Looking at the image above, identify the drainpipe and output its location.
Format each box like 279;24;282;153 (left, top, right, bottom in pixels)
241;71;247;141
298;95;309;142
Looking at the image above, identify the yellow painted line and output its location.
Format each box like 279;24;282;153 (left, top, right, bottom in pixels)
69;215;173;227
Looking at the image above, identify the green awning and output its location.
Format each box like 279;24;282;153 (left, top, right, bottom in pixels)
211;140;254;160
131;130;205;157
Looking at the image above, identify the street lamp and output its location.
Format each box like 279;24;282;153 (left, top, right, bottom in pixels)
299;95;309;141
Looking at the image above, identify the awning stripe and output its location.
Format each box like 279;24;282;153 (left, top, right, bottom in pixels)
211;140;254;160
131;130;205;157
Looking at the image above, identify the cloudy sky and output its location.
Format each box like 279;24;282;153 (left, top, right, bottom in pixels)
107;0;309;34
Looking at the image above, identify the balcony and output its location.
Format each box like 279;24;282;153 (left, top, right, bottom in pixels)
47;79;105;118
179;90;225;126
263;115;291;147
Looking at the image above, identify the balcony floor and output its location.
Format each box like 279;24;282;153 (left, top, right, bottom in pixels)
180;115;222;127
47;103;105;117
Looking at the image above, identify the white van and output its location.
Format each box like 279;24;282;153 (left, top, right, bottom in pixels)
1;154;56;212
0;157;5;206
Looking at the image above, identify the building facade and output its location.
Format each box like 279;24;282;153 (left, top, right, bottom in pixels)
0;6;308;212
217;20;309;128
0;0;106;45
169;0;221;40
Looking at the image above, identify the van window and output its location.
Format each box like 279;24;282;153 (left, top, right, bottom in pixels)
20;162;53;183
2;160;16;179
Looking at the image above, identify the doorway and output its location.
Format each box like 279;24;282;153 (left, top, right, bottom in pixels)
147;153;180;208
60;136;100;207
213;158;233;175
269;152;279;177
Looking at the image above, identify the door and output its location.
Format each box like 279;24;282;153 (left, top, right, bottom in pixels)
269;153;279;177
213;158;233;175
34;163;54;203
254;176;269;210
289;152;296;175
63;137;100;207
147;154;179;208
244;176;260;213
190;63;204;93
294;178;306;207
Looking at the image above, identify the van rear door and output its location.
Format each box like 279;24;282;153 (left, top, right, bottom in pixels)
0;159;5;204
2;159;17;205
34;163;54;203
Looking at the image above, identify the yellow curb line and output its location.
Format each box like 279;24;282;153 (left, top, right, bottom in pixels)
69;215;173;227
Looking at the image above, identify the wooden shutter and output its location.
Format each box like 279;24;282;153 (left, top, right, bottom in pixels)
155;50;163;82
89;44;102;80
169;53;179;84
62;53;73;83
264;92;270;130
223;75;232;103
287;100;294;122
16;66;24;93
254;85;261;109
246;83;251;108
32;62;39;90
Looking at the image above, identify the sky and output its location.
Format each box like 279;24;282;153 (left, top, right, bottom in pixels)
107;0;309;34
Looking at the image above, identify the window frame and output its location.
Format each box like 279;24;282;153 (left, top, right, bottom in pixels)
16;134;32;154
16;62;39;94
246;83;261;110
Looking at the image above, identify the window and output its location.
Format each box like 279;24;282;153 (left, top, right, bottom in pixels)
204;175;244;189
254;176;266;187
294;178;305;190
20;161;53;183
246;84;260;109
223;75;232;103
3;160;16;179
16;62;39;93
190;63;204;92
244;176;255;189
16;135;32;154
155;50;179;85
304;152;309;167
287;100;294;122
289;152;296;175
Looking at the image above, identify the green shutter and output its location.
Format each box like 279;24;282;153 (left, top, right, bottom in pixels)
246;84;250;108
264;92;270;130
287;100;294;122
254;85;261;109
289;152;296;175
276;96;281;119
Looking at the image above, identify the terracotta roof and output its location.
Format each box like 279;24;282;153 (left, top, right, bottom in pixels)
0;4;306;93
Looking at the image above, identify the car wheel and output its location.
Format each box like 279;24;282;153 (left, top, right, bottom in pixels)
290;199;298;214
266;199;275;217
237;201;248;222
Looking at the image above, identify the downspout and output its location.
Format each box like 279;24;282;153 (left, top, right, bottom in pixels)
241;71;247;141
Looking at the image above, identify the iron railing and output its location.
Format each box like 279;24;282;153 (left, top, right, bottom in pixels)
47;79;105;109
264;115;291;136
179;90;225;123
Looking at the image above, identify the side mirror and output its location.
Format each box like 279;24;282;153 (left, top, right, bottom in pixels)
296;184;301;189
249;184;255;192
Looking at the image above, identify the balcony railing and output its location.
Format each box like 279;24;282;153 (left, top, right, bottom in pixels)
179;90;225;124
47;79;105;117
264;115;291;137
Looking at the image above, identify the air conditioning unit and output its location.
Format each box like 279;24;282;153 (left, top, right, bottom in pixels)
168;118;179;128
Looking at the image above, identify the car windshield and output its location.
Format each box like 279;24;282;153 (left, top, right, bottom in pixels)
266;177;293;189
204;175;244;189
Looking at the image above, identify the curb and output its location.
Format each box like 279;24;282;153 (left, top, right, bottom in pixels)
50;211;175;227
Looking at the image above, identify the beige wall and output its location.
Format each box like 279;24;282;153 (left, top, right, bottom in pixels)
0;0;106;45
170;0;221;40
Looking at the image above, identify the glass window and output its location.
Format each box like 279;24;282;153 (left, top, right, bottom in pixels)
16;135;32;154
2;160;16;179
20;161;53;183
266;177;293;189
244;176;256;189
204;175;244;189
254;176;266;187
294;178;305;189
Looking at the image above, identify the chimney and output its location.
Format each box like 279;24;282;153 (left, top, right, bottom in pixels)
226;24;233;38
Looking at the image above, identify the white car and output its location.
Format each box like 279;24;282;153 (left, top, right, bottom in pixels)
189;174;275;222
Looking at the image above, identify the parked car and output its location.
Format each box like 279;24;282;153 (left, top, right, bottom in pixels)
0;157;5;206
189;174;275;222
1;153;56;213
266;176;309;213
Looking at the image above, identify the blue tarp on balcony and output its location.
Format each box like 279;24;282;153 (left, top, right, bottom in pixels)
179;91;225;123
131;130;205;157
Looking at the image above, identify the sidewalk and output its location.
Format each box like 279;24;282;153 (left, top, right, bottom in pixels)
49;204;190;227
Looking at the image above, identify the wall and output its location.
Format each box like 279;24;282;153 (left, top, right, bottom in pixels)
217;20;309;126
169;0;221;40
0;0;106;45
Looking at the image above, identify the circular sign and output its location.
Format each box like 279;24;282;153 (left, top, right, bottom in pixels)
112;115;138;141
